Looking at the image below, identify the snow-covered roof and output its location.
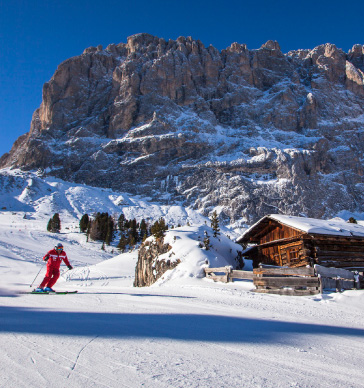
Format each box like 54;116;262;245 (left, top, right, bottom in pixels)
238;214;364;243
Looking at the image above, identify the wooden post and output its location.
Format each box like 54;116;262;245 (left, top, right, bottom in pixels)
335;276;341;293
318;274;323;294
225;266;232;283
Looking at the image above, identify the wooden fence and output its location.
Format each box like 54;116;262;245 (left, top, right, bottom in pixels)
204;264;363;296
253;266;319;296
204;267;254;283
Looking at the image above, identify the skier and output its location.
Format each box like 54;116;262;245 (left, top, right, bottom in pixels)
35;243;73;292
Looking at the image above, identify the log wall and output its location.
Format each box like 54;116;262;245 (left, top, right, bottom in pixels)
312;237;364;269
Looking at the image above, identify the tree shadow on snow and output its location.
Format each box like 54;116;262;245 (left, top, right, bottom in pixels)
0;306;363;343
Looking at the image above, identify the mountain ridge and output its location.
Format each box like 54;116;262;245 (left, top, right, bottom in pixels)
1;33;364;224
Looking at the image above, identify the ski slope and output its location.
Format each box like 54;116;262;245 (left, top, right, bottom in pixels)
1;171;364;387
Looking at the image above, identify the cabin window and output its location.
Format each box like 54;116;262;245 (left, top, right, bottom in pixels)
287;247;300;263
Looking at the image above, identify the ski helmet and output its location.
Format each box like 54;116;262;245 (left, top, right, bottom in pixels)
55;243;63;250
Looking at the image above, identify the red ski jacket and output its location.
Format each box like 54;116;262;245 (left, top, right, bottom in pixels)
43;249;71;269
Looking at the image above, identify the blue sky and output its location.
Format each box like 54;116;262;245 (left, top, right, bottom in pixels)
1;0;363;158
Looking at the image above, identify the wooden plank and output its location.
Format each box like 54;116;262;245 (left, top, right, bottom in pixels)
314;265;355;279
253;267;315;277
318;258;364;263
316;249;364;255
253;288;320;296
318;260;364;268
208;275;228;283
315;251;364;258
204;267;230;274
313;235;364;241
289;259;312;268
231;270;255;280
254;277;320;287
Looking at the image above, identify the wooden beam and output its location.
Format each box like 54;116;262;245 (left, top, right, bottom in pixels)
254;277;320;287
253;267;315;277
253;288;319;296
315;250;364;258
257;234;307;249
311;235;364;243
231;270;255;280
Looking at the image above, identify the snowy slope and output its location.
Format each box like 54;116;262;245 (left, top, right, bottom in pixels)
0;168;237;235
1;169;364;388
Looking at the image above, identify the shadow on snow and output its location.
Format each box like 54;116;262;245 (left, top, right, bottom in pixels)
1;306;363;343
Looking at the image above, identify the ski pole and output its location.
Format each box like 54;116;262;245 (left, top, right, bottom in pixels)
29;265;44;288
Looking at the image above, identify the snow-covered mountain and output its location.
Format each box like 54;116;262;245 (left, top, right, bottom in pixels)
1;34;364;223
0;168;211;229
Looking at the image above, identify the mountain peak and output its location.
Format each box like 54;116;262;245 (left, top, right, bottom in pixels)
2;34;364;224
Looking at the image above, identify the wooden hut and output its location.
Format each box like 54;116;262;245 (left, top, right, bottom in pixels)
237;214;364;269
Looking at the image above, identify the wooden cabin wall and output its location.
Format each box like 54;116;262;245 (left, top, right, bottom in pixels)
259;223;302;245
312;238;364;269
253;240;307;268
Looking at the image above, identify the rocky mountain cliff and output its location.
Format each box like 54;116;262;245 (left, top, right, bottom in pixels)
2;33;364;224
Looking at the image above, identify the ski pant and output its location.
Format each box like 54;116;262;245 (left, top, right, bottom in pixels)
39;266;60;288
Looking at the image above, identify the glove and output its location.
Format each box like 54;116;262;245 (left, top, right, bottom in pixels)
68;265;73;270
43;255;49;262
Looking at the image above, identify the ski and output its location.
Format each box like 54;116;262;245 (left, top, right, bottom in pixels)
29;290;78;295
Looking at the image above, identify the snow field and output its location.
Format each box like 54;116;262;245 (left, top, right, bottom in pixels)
1;170;364;387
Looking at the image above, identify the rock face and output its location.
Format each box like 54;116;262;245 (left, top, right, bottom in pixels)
134;238;179;287
2;34;364;223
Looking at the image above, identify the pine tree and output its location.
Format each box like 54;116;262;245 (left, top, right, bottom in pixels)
151;217;167;239
47;213;61;233
79;214;89;233
47;218;53;232
128;234;136;248
130;222;139;243
210;211;220;238
105;215;115;245
117;234;127;252
89;212;110;241
140;218;148;240
105;228;112;246
118;213;126;231
53;213;61;233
